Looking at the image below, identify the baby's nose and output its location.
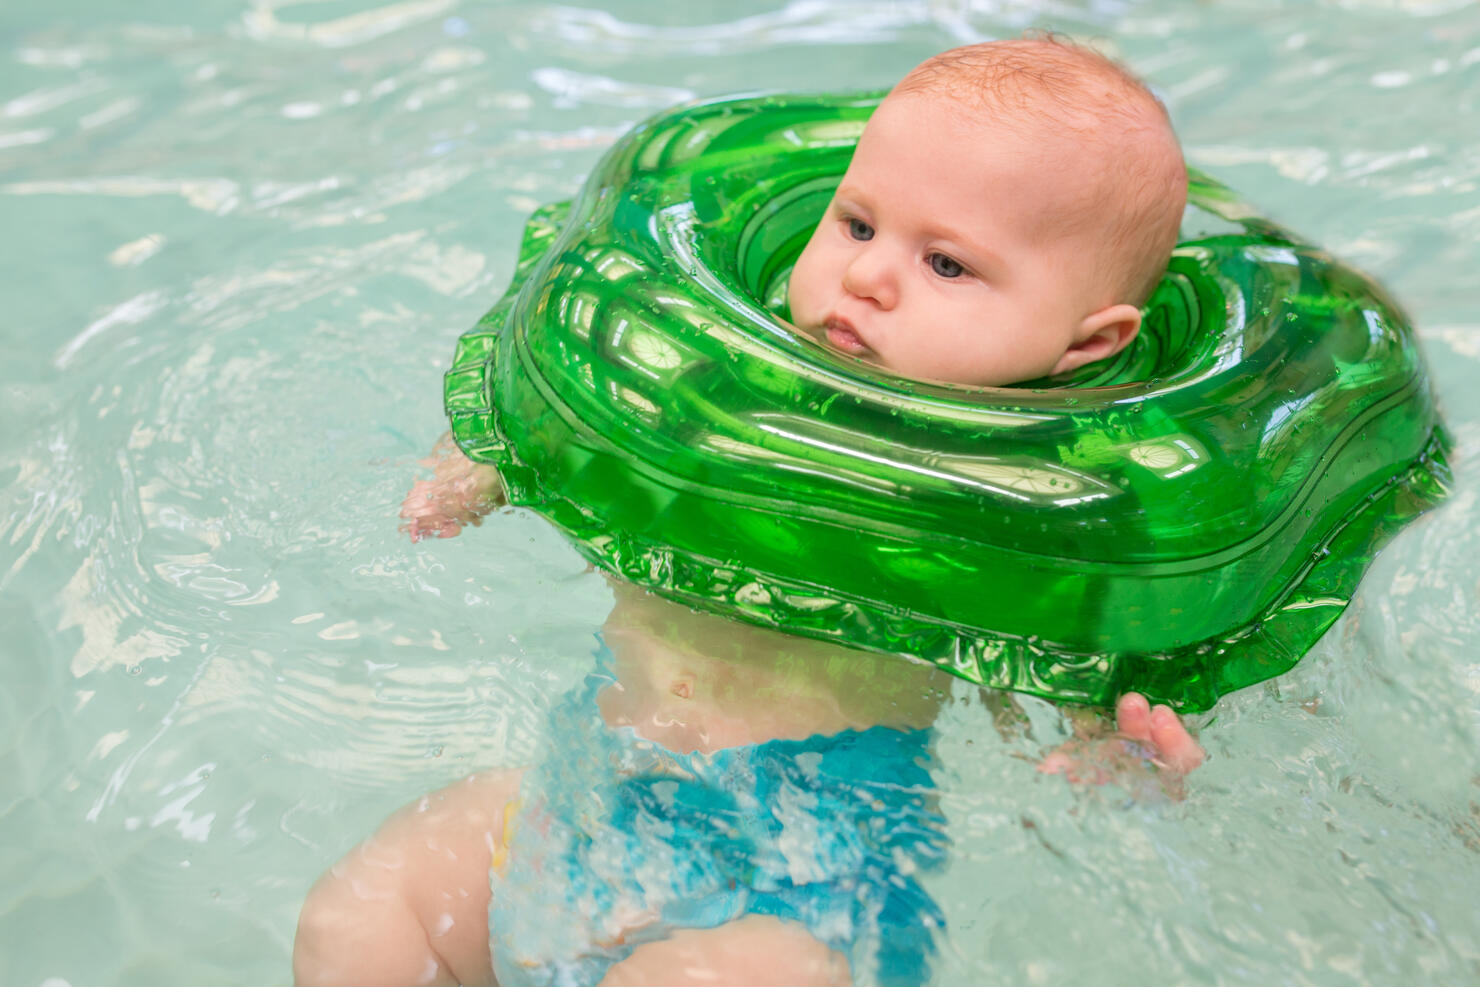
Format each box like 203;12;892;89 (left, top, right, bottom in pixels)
842;246;898;310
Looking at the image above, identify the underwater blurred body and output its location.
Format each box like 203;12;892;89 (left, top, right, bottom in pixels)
1;1;1478;984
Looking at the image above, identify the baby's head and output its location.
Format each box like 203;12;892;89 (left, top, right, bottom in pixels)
787;37;1187;386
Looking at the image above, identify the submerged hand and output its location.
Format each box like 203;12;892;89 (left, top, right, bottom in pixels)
1109;693;1204;774
1038;693;1204;797
398;435;505;541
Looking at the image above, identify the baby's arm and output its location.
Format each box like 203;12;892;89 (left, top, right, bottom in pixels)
293;769;522;987
399;433;505;541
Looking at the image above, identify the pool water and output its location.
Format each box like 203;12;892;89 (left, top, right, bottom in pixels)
3;1;1479;984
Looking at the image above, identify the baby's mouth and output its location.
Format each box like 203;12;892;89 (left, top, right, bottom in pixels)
824;317;870;355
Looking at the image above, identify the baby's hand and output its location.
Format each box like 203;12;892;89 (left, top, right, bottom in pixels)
1038;693;1204;798
398;435;505;541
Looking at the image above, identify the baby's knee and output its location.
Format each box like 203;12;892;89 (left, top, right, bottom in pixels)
293;871;449;987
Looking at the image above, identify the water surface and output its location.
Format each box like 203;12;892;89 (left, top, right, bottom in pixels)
3;1;1479;984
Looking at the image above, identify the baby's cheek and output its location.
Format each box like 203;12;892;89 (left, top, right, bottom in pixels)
785;245;825;322
784;270;807;320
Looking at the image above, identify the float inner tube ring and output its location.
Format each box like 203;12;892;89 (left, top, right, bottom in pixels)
445;92;1449;711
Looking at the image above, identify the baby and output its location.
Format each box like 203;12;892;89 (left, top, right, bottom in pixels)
296;37;1201;987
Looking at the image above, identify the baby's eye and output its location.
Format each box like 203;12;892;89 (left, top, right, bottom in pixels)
847;218;874;242
929;253;964;278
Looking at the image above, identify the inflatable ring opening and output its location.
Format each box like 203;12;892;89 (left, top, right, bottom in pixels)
445;93;1450;711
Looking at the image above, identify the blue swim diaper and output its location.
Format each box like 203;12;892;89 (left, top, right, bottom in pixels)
489;651;949;987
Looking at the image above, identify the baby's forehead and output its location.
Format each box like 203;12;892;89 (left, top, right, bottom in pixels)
868;91;1105;189
886;85;1135;152
857;101;1133;251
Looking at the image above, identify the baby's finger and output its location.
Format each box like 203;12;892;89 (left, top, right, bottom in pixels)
1114;692;1154;744
1148;704;1205;775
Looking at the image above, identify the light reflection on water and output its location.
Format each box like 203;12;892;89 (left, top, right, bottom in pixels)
1;1;1478;984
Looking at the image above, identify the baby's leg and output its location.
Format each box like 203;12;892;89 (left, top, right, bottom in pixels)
293;769;523;987
597;916;851;987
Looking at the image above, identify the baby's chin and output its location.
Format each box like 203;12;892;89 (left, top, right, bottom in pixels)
786;318;1028;387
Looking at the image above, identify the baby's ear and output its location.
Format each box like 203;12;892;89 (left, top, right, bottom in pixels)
1052;304;1142;375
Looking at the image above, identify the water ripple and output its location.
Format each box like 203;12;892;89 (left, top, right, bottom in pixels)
531;66;694;108
239;0;459;49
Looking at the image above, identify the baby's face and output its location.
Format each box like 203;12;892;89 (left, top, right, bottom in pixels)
787;93;1116;386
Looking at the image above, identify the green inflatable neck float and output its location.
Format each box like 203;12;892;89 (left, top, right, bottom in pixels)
445;92;1450;711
